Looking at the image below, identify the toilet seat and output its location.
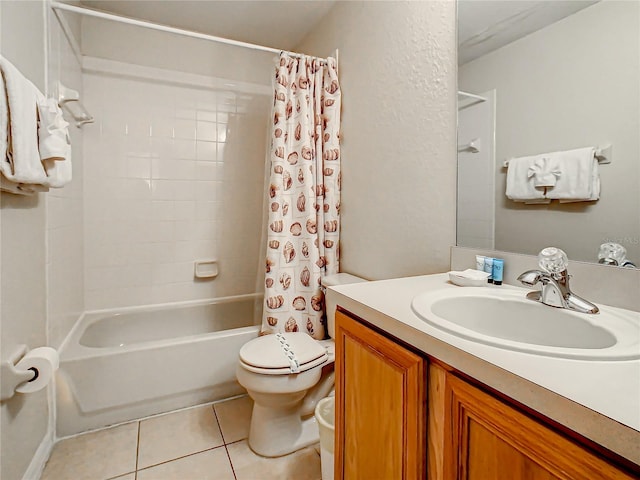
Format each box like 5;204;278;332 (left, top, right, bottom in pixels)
239;332;328;375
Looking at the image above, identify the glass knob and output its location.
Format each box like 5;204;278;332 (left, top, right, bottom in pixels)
538;247;569;274
598;242;627;266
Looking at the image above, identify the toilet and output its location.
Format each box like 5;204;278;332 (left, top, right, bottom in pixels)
236;273;366;457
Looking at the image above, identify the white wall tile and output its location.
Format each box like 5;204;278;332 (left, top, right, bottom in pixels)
197;110;216;122
216;124;227;143
127;156;152;179
174;200;197;221
196;141;216;161
151;116;174;139
195;181;217;201
176;107;197;120
195;161;217;180
174;119;197;140
174;221;195;242
196;121;217;142
173;139;197;159
151;179;175;200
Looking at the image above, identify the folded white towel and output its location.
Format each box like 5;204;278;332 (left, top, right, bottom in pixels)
0;56;47;186
0;55;72;194
506;147;600;203
42;143;72;188
527;156;561;187
38;97;70;161
38;97;72;188
506;154;548;202
0;59;49;194
0;171;49;195
545;147;599;202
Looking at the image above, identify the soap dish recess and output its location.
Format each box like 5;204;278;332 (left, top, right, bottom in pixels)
194;260;218;279
448;269;490;287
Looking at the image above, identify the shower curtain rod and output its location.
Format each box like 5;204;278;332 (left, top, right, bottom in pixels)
49;1;334;65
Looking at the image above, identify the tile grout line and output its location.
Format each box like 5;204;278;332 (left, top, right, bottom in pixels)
134;445;227;474
223;444;238;480
135;420;141;479
125;405;233;477
212;403;238;480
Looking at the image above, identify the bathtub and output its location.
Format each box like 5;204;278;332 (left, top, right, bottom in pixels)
56;294;261;437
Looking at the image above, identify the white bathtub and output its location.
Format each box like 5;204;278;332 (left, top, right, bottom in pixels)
56;294;261;437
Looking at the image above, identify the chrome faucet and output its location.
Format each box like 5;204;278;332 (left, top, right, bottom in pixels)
517;247;599;314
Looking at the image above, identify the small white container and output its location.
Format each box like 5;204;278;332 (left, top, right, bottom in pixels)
448;269;491;287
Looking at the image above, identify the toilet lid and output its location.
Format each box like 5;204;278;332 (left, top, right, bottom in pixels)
240;332;328;374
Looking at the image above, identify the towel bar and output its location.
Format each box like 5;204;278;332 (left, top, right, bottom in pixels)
458;138;481;153
58;83;94;128
503;144;612;168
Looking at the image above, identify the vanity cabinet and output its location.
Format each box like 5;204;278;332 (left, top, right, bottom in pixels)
335;309;637;480
334;310;426;480
428;363;636;480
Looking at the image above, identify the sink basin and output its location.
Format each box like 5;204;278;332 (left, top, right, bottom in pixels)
411;287;640;360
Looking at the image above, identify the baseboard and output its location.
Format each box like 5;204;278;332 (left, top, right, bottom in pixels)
22;428;54;480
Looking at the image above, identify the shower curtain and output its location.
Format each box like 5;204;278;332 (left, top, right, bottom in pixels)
260;52;341;340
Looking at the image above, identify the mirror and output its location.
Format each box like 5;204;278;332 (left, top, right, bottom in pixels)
456;0;640;266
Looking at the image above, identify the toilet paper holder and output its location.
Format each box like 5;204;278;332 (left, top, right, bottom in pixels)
1;344;38;401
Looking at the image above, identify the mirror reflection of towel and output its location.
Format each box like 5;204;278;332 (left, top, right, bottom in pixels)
507;147;599;203
545;147;599;202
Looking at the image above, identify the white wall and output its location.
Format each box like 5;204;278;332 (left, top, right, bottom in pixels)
459;0;640;264
81;16;274;85
0;3;50;479
296;1;458;280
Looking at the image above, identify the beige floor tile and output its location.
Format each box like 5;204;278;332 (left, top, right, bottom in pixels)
109;474;135;480
227;440;321;480
136;447;234;480
214;395;253;444
138;404;224;469
41;422;138;480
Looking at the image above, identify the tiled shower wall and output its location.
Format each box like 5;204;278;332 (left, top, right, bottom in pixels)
82;61;270;309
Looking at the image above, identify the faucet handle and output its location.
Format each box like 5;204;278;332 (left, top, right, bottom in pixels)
538;247;569;275
598;242;627;266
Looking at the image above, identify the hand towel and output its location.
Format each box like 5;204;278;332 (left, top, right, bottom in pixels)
42;143;72;188
38;98;72;187
38;97;70;161
545;147;599;202
527;156;561;187
505;155;548;202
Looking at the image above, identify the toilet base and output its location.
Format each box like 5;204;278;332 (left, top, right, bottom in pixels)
248;402;320;457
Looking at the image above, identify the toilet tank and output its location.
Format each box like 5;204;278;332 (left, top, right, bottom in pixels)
322;273;367;339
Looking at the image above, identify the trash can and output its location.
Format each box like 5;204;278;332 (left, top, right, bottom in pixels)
315;396;335;480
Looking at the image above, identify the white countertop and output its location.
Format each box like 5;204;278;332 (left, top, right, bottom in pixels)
328;273;640;464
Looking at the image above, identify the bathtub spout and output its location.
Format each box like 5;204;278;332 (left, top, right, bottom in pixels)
300;369;335;417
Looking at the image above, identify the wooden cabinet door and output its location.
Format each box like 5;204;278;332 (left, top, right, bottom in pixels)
429;364;636;480
335;310;426;480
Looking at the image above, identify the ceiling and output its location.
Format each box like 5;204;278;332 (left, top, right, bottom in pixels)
80;1;337;51
80;1;598;62
458;0;599;64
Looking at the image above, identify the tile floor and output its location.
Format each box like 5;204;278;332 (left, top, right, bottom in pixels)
41;396;322;480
